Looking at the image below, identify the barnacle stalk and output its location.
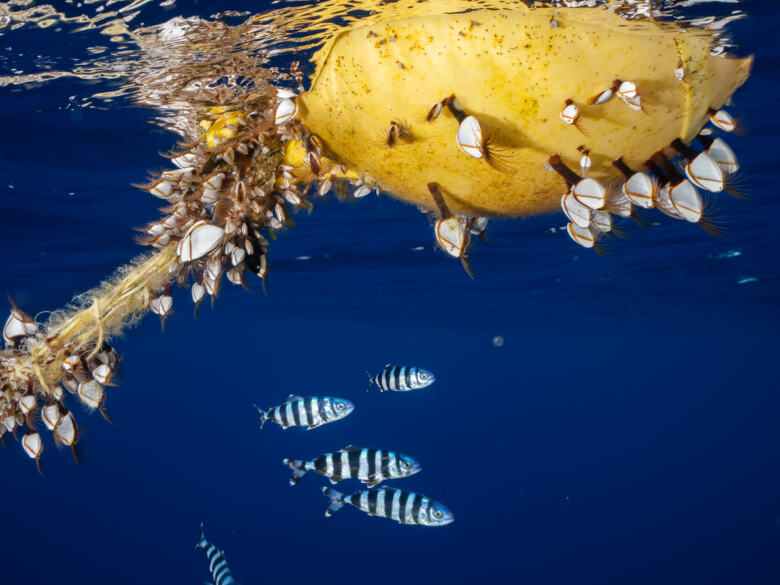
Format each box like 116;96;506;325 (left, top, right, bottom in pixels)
0;0;752;466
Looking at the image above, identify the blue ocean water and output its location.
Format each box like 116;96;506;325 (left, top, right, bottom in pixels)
1;1;779;584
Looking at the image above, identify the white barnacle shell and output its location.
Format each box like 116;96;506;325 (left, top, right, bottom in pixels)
3;312;26;344
668;180;703;223
92;364;112;385
171;153;197;168
150;294;173;317
19;394;37;415
177;220;225;263
275;98;298;125
3;415;17;432
163;215;181;230
203;172;225;191
3;308;37;345
318;178;333;197
622;172;656;209
274;203;286;223
435;217;467;258
201;188;220;204
607;189;633;218
162;167;195;182
54;411;76;446
231;247;246;266
579;153;591;176
566;222;596;248
173;202;189;219
653;184;683;220
706;138;739;175
560;102;579;125
591;88;613;105
684;152;724;193
710;109;736;132
41;403;60;431
204;276;218;296
226;267;244;286
617;81;638;101
354;185;371;198
456;116;484;159
150;180;175;199
221;147;235;165
469;217;489;235
276;87;297;99
623;96;642;111
572;178;607;210
561;191;592;229
22;433;42;460
191;282;205;305
258;256;269;278
590;210;613;233
283;190;301;205
78;380;104;409
206;257;222;281
147;223;166;238
62;378;79;395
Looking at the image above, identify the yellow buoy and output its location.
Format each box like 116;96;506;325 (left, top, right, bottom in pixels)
295;3;751;217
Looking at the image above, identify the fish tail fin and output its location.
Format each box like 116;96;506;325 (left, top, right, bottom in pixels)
366;371;373;392
254;404;267;429
283;458;308;485
322;486;346;517
195;522;207;550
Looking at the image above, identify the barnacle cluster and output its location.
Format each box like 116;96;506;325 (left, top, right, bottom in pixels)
0;0;752;469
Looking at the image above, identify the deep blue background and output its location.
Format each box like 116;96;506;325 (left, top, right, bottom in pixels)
1;1;778;584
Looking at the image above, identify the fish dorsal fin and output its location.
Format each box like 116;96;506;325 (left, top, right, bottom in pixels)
342;445;361;452
384;363;393;369
286;394;303;402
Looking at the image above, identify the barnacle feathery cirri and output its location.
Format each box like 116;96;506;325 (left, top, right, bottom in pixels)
0;0;752;467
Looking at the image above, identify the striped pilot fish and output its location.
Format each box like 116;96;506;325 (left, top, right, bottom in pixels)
195;523;236;585
322;486;454;526
283;445;421;487
255;394;354;430
368;364;436;392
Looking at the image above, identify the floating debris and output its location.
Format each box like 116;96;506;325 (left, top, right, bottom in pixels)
0;0;753;468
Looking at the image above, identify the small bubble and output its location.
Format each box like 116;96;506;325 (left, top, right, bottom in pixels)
492;336;504;347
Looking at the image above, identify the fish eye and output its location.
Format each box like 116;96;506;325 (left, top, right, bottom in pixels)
420;373;427;380
403;461;411;469
433;509;442;519
336;402;345;411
